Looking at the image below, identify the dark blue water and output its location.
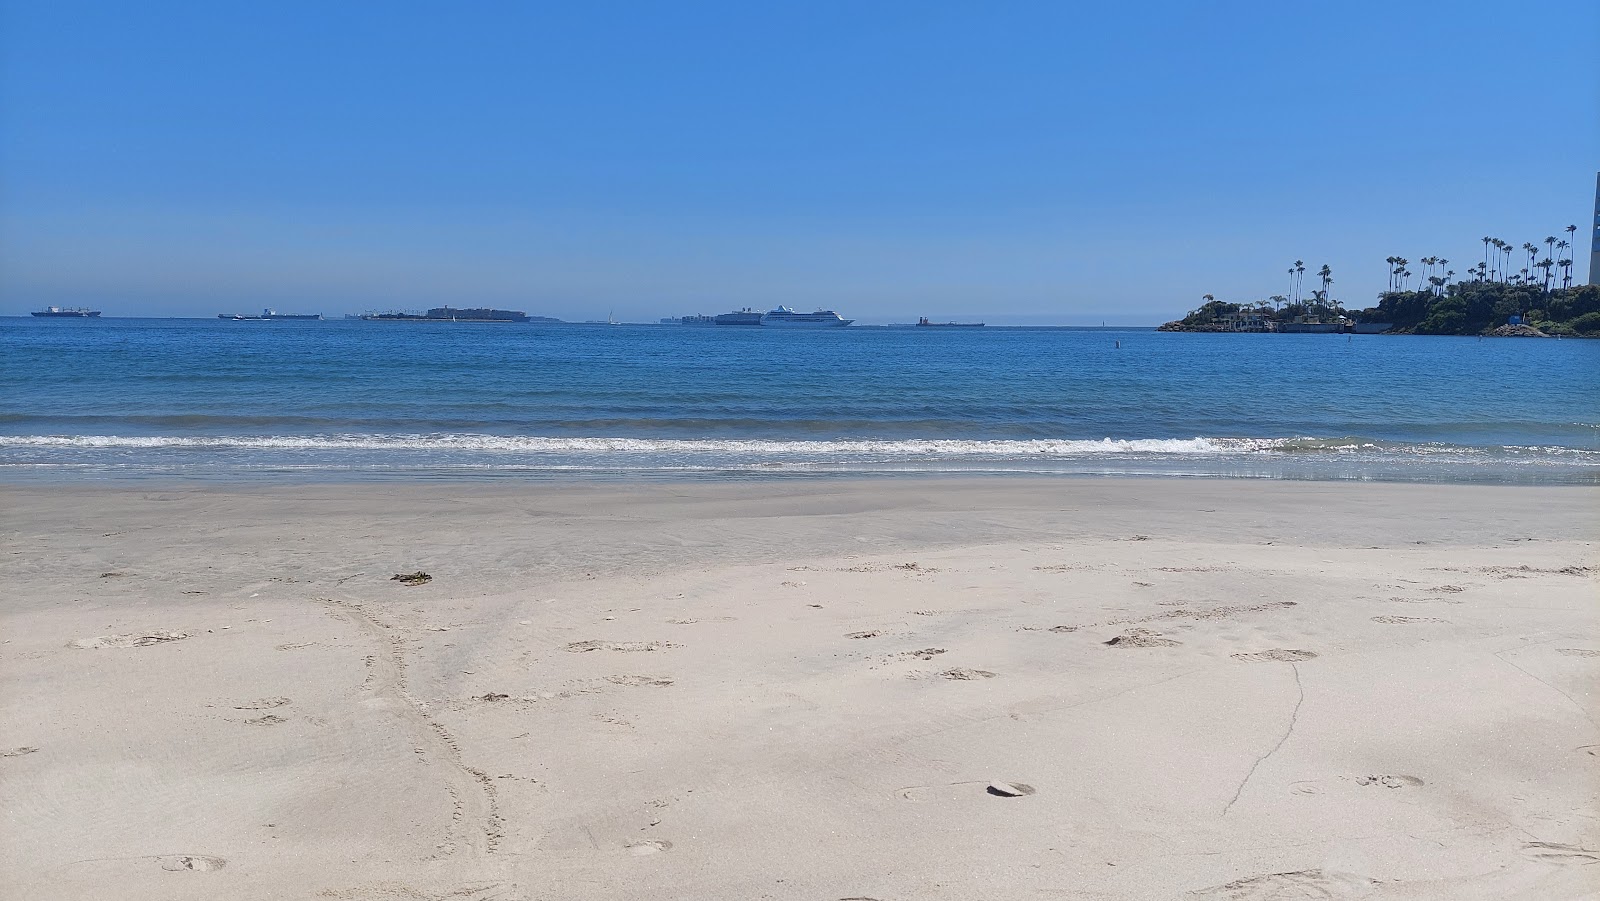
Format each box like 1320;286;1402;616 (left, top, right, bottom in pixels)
2;317;1596;482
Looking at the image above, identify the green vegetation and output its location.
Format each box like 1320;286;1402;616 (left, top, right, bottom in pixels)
1357;282;1600;335
1168;223;1594;335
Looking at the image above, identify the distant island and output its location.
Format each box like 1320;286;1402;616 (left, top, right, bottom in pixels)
1164;233;1600;336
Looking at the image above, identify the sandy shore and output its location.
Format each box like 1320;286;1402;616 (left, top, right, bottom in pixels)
1;478;1596;899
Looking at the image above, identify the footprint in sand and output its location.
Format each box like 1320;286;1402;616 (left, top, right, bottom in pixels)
939;667;996;680
626;840;672;855
232;697;290;710
1104;628;1180;647
158;855;226;872
565;640;678;653
1231;649;1318;662
1;747;39;758
1520;841;1600;865
1557;648;1600;658
1371;615;1445;625
1355;774;1423;789
244;714;287;726
70;631;189;649
1188;868;1377;898
846;630;882;639
604;675;675;687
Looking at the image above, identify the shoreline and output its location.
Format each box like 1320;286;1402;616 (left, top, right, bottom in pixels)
3;479;1596;899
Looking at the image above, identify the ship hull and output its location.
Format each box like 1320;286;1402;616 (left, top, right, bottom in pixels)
32;310;101;318
759;318;853;327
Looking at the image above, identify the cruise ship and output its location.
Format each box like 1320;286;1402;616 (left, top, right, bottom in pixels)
759;306;853;327
31;306;101;318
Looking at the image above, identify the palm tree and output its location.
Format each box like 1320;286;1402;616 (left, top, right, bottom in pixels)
1385;256;1399;291
1295;260;1306;304
1288;267;1297;303
1524;243;1538;285
1566;225;1578;285
1482;236;1492;276
1544;236;1558;290
1445;270;1455;295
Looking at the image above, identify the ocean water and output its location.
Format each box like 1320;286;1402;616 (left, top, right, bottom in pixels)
2;317;1596;483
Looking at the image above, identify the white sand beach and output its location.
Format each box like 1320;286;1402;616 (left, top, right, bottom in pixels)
1;478;1596;899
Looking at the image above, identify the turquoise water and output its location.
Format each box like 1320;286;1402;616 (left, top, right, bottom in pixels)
2;317;1596;482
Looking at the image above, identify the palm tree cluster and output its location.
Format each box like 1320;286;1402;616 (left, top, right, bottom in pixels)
1442;227;1579;292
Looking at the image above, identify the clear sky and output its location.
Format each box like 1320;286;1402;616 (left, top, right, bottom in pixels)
2;1;1596;323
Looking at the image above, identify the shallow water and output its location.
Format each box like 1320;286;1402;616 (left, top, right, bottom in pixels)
3;317;1596;482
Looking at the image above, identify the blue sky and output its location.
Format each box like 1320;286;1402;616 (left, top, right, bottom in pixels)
2;1;1596;323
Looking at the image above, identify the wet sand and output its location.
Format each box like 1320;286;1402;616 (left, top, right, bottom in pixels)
1;478;1596;899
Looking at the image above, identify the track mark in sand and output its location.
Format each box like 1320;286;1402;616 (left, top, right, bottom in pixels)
1104;628;1180;648
565;640;678;653
839;562;940;574
1557;648;1600;657
69;631;189;649
244;714;288;726
1371;615;1445;624
894;648;946;661
939;667;996;680
1386;595;1461;605
1;746;39;758
604;674;675;687
159;854;226;872
1520;841;1600;865
315;880;506;899
1427;584;1467;593
275;641;317;650
322;598;498;858
1047;625;1078;633
1355;774;1423;789
626;839;672;855
666;615;734;625
1232;649;1318;662
1188;868;1378;898
233;696;290;710
846;630;882;639
1221;663;1303;817
1579;744;1600;757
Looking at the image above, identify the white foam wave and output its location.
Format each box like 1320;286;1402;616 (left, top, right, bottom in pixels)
0;434;1285;456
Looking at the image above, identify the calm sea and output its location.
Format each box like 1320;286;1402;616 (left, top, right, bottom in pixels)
2;317;1596;483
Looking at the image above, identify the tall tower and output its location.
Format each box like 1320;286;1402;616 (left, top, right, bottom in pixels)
1591;171;1600;285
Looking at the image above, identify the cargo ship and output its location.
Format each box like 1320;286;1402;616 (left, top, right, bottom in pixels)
714;309;764;326
31;306;101;318
916;317;984;327
219;308;321;320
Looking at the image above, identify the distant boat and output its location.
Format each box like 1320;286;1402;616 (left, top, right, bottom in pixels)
31;306;101;318
760;306;853;327
916;317;984;328
219;308;321;320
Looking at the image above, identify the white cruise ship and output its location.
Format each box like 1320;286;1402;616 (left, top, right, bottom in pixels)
760;306;853;327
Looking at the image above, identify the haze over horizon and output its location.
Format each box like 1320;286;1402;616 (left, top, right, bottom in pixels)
2;1;1596;324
